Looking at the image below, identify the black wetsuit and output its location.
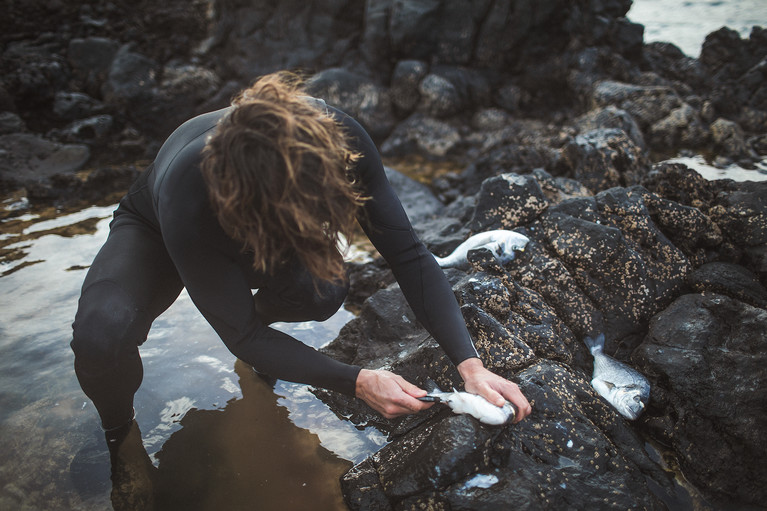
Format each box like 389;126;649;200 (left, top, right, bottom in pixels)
71;103;478;429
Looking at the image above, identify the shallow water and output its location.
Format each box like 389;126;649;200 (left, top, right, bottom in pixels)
668;155;767;182
0;200;384;510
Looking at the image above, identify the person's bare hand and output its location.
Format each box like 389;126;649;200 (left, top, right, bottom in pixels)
355;369;433;419
457;358;532;423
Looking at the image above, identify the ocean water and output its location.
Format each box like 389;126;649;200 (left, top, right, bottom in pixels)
666;155;767;181
631;0;767;182
628;0;767;57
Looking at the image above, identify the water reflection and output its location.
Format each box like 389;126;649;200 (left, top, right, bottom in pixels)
151;361;351;510
0;201;380;510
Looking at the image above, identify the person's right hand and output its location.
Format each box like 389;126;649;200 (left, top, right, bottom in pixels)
355;369;434;418
457;357;532;423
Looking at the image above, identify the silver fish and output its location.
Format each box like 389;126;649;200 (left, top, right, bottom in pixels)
585;334;650;420
434;230;529;269
419;388;516;425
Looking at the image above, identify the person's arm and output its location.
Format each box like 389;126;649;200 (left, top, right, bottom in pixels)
158;167;362;396
337;110;531;421
341;115;479;366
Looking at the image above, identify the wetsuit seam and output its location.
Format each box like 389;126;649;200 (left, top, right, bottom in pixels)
152;123;219;211
414;230;433;334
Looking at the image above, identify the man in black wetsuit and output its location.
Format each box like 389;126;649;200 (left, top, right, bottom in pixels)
71;72;531;448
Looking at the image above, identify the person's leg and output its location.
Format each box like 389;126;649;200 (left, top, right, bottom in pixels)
103;418;156;511
71;216;183;431
253;255;348;324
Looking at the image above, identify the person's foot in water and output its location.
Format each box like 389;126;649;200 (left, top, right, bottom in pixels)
106;419;157;511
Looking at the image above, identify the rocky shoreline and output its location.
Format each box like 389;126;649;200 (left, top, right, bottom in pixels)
325;161;767;510
2;1;766;509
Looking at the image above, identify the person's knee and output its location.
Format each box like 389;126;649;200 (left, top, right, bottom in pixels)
309;279;349;322
71;280;145;367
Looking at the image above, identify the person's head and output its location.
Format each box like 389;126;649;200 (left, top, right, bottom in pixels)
201;71;366;283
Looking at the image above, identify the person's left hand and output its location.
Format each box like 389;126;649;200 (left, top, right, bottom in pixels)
457;357;532;423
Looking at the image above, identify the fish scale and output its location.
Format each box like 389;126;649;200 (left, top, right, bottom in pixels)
585;333;650;420
418;387;517;426
433;230;529;269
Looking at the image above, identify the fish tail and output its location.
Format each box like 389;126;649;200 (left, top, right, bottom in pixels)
583;333;605;355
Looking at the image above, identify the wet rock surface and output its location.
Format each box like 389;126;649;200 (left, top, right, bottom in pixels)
2;1;766;510
635;293;767;505
325;163;767;510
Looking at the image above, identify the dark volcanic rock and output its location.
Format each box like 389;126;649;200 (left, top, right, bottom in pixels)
306;68;396;142
709;117;754;161
101;45;158;107
383;166;445;224
0;133;89;192
710;182;767;247
389;60;428;114
325;160;767;507
707;181;767;284
634;293;767;507
339;360;668;510
574;105;646;150
3;0;763;198
504;234;606;342
540;187;691;348
699;26;767;129
380;114;461;158
641;41;708;90
53;115;114;145
467;173;549;231
648;103;708;153
0;112;26;134
700;26;767;91
642;164;767;285
67;37;120;97
559;128;650;192
591;81;682;131
375;414;495;501
643;192;722;266
205;0;364;80
417;73;464;119
689;262;767;308
460;303;536;373
52;91;106;122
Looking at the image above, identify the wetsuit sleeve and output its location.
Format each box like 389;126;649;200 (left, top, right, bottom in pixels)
158;166;361;396
337;112;480;367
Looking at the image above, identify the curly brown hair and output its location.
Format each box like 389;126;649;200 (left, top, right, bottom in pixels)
200;72;366;284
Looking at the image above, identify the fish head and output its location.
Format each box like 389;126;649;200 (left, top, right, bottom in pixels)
501;402;517;423
613;387;647;420
498;233;529;260
484;243;514;267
